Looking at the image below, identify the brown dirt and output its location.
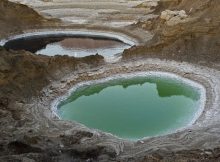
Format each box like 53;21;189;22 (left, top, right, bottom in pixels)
0;0;59;37
123;0;220;67
0;48;104;101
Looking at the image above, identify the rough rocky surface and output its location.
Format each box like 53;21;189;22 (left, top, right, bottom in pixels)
0;0;59;37
160;9;188;26
0;0;220;161
0;48;106;162
0;48;104;99
123;0;220;66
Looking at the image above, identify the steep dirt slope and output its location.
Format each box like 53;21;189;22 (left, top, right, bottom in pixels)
123;0;220;66
0;48;104;102
0;0;104;101
0;0;58;37
0;2;107;161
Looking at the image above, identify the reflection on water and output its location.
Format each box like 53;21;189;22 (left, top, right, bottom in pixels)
36;37;130;57
4;36;131;58
58;76;201;140
59;38;121;49
60;77;200;103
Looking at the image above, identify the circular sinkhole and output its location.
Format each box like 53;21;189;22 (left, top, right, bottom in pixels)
1;31;133;61
55;73;205;141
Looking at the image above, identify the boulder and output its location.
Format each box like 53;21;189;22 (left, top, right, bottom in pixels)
160;9;188;26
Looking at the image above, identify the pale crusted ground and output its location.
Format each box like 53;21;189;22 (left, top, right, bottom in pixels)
7;0;155;45
8;0;151;27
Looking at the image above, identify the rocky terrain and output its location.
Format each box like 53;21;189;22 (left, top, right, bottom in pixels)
123;0;220;66
0;0;220;161
0;0;60;37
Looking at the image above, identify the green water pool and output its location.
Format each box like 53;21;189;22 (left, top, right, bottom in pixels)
57;76;202;140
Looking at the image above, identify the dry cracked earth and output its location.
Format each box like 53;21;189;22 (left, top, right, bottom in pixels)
0;0;220;161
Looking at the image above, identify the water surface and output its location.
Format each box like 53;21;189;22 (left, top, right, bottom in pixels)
4;35;130;58
58;76;201;140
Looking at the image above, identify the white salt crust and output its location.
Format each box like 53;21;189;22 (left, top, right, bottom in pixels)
51;71;206;141
0;29;136;46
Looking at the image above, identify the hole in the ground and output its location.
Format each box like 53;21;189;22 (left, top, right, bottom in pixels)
2;31;133;61
56;73;205;141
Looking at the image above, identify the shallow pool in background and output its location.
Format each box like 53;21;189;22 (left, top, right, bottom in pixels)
36;37;131;58
3;35;131;59
57;76;203;140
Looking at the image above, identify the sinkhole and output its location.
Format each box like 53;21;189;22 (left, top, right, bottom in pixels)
2;31;132;61
56;73;205;140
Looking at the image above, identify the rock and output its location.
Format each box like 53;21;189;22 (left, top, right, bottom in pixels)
0;97;9;109
142;24;147;28
0;0;59;37
0;57;11;71
8;141;43;154
123;0;220;65
160;9;188;26
22;157;36;162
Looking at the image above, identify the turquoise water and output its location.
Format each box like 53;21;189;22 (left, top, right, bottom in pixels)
58;77;201;140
